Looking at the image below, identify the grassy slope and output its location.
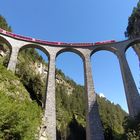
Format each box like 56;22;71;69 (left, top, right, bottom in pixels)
0;64;42;140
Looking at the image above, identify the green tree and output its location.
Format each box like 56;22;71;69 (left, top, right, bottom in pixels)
0;15;12;31
125;2;140;38
123;113;140;140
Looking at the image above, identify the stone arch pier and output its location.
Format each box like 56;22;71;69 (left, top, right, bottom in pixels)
0;31;140;140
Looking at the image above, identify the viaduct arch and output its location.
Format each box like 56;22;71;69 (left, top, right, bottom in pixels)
0;31;140;140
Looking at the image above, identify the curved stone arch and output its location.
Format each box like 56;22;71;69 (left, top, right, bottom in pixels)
18;43;50;60
17;43;50;107
0;35;14;68
56;47;85;61
90;45;118;58
123;38;140;95
0;35;12;48
124;38;140;53
90;46;129;113
0;35;13;54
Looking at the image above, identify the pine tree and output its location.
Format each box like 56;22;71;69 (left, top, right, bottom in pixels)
0;15;12;32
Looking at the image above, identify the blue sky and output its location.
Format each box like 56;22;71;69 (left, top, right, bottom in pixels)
0;0;139;112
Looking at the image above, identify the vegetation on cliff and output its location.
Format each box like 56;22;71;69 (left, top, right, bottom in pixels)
0;64;42;140
0;14;130;140
123;113;140;140
125;1;140;38
14;48;127;140
0;15;42;140
0;15;12;32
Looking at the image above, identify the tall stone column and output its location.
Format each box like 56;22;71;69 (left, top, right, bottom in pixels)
118;52;140;117
39;54;56;140
7;47;19;73
133;44;140;61
84;54;104;140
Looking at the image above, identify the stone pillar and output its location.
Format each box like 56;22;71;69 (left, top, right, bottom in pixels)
84;55;104;140
118;52;140;117
39;54;56;140
133;44;140;61
7;47;19;73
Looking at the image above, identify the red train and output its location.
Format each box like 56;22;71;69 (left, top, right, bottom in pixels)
0;28;115;47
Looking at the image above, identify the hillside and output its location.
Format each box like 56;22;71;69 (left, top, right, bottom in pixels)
0;64;42;140
0;15;128;140
125;1;140;61
14;48;127;140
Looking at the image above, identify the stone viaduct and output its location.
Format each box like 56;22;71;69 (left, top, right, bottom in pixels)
0;31;140;140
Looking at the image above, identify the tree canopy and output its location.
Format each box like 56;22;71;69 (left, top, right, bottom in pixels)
0;15;12;32
125;2;140;38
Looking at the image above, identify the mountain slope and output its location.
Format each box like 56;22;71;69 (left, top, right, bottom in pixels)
15;48;127;140
0;14;127;140
0;64;42;140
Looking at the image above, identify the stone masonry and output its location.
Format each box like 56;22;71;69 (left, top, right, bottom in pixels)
1;33;140;140
117;51;140;117
84;54;105;140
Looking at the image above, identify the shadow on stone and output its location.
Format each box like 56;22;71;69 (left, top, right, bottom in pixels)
88;100;105;140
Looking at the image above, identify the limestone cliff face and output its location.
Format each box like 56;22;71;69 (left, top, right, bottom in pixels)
25;58;74;95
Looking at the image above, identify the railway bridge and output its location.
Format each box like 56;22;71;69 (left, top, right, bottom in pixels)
0;29;140;140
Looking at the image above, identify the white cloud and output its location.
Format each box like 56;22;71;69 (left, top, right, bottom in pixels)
99;93;105;98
